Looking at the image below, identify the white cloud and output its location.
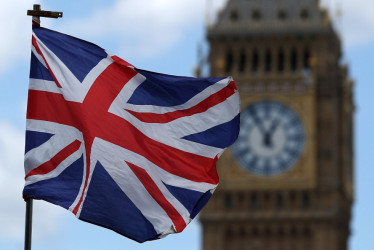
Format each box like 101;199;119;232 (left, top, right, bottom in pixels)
320;0;374;48
0;0;40;75
340;0;374;48
0;120;64;242
0;121;27;240
51;0;227;59
55;0;209;59
0;0;373;78
208;0;374;49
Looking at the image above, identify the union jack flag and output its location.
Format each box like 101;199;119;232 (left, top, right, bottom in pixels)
23;27;240;243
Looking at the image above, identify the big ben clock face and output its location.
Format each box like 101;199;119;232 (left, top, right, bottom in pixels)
231;100;305;176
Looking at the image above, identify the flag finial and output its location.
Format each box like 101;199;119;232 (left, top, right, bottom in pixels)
27;4;63;26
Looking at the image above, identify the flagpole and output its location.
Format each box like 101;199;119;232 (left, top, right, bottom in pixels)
24;198;33;250
24;5;63;250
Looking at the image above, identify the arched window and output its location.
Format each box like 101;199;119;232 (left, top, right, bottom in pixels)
291;48;298;72
289;191;297;209
301;192;310;209
277;48;285;72
303;48;310;70
230;9;239;22
265;48;272;72
224;193;233;209
300;8;309;20
251;48;259;73
290;225;297;235
252;9;262;21
303;226;311;236
225;49;234;73
225;228;233;237
263;192;271;208
264;226;272;237
239;49;247;72
250;192;259;209
278;9;287;21
276;193;284;209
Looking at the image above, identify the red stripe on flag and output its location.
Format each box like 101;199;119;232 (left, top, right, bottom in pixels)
25;140;81;179
32;36;62;88
32;20;40;27
26;90;78;127
111;55;134;68
125;81;237;123
72;137;94;215
27;90;219;184
127;161;187;233
27;64;220;185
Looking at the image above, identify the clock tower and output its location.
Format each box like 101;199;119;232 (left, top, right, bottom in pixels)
200;0;354;250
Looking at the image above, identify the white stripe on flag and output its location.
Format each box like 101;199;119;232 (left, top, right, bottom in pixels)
110;91;240;158
99;157;175;234
29;78;61;94
90;139;216;230
32;32;113;103
119;76;233;114
25;146;84;186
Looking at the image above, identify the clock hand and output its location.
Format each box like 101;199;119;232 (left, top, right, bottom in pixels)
267;119;280;135
264;132;272;147
249;109;266;135
263;119;279;148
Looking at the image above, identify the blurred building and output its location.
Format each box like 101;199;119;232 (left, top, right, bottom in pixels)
199;0;354;249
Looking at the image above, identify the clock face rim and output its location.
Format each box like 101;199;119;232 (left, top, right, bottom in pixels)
231;100;305;176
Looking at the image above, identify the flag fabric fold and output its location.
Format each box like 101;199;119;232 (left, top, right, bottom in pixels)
23;26;240;243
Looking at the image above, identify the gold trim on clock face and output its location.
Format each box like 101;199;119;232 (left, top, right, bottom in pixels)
231;100;305;176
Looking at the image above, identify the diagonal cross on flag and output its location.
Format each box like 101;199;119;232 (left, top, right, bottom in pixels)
23;26;240;242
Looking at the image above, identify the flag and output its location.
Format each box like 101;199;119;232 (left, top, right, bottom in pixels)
23;26;240;243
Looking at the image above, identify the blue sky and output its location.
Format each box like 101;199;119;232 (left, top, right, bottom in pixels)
0;0;373;249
